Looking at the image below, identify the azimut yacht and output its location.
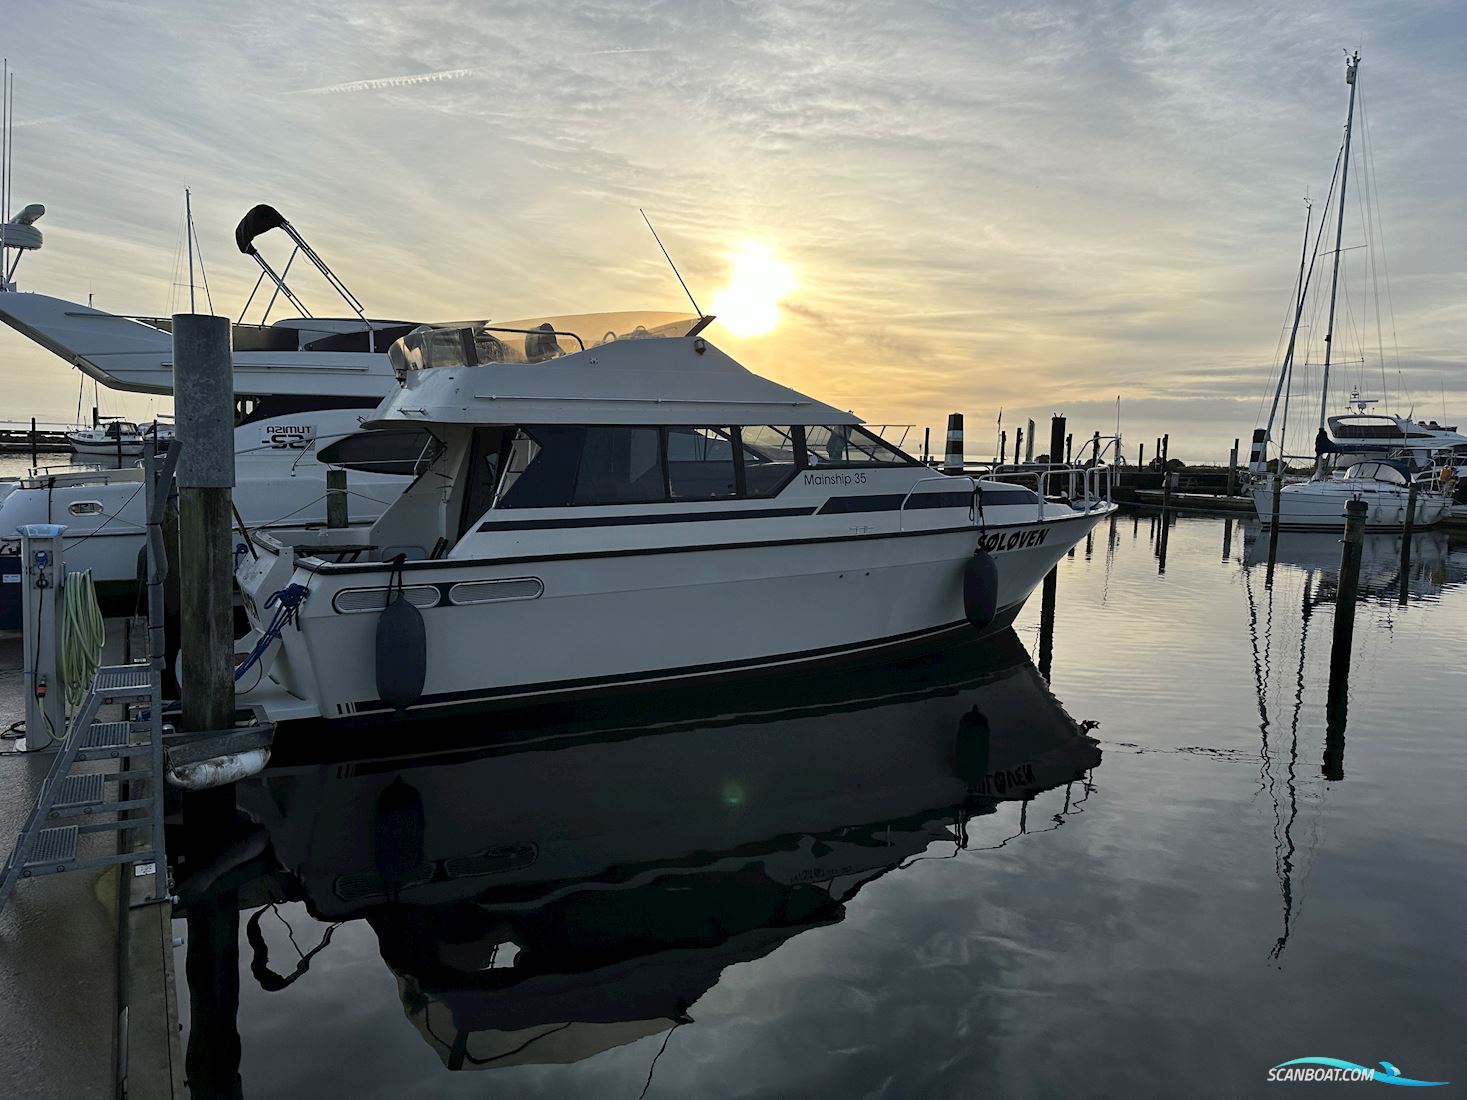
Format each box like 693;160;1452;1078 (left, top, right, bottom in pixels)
233;313;1115;723
0;204;425;594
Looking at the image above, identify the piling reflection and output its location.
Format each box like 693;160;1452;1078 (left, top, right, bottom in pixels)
175;633;1100;1088
1242;528;1467;604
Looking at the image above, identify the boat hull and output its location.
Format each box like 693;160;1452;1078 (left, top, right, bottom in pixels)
237;509;1110;723
1251;483;1450;532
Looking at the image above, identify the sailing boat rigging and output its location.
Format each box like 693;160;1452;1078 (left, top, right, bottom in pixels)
1248;52;1451;532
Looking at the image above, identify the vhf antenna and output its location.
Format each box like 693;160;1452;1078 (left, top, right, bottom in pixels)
640;209;703;317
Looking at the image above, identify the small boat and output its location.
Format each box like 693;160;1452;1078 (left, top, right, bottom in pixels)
235;312;1116;723
65;418;148;455
1247;53;1452;531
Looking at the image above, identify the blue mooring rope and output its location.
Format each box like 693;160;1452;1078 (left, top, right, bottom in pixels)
234;583;309;683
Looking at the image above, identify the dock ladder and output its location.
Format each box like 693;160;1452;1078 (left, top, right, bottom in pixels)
0;665;169;911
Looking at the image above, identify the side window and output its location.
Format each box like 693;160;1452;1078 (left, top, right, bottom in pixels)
740;425;800;497
573;427;666;504
496;426;585;508
667;427;738;500
804;425;915;467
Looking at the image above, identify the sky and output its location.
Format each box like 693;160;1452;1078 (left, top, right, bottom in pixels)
1;0;1465;463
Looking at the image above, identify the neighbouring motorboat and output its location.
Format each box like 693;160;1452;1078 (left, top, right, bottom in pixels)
1246;53;1452;531
232;312;1116;724
0;203;431;600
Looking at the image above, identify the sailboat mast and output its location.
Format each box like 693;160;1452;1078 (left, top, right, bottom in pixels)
1316;51;1360;475
1263;200;1314;448
185;187;196;314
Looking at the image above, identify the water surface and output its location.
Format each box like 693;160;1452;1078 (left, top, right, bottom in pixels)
174;514;1467;1098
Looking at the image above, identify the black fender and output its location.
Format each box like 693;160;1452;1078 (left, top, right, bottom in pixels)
963;550;998;630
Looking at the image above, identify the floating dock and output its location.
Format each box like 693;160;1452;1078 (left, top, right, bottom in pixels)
0;421;72;455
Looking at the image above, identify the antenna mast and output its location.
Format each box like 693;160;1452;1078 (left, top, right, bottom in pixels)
1315;51;1361;478
640;209;702;317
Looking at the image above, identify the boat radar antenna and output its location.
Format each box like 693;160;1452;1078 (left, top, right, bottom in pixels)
0;63;44;293
639;209;704;320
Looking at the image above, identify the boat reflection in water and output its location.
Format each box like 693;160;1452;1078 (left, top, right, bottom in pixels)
1241;525;1467;603
178;631;1100;1083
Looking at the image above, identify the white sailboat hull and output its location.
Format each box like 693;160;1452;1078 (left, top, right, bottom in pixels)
1251;481;1451;532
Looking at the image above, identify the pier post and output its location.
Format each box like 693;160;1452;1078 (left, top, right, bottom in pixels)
1037;567;1058;682
922;427;930;465
326;468;349;529
1397;480;1418;606
1265;471;1283;588
998;430;1006;467
1048;416;1066;471
1138;442;1145;470
29;416;37;467
942;413;964;474
1325;499;1368;778
1159;435;1172;509
1227;438;1239;497
172;314;237;831
1013;426;1023;467
1065;433;1073;465
1024;419;1035;463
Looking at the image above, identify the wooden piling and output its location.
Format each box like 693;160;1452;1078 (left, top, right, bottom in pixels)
1398;480;1418;606
326;468;349;529
1048;416;1066;470
1226;438;1239;497
172;314;237;833
1159;435;1172;510
29;416;37;467
942;413;964;474
1013;426;1023;467
1265;471;1283;588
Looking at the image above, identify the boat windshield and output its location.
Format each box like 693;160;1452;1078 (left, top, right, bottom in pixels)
1344;461;1408;485
390;311;702;373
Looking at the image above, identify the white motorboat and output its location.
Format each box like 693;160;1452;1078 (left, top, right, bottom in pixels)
0;407;427;595
0;204;431;597
1247;54;1452;531
66;417;148;456
234;313;1116;724
1327;391;1467;470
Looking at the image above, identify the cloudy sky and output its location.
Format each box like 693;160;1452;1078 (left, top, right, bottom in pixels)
2;0;1464;461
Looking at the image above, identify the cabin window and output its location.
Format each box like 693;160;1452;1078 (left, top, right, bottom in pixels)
666;427;738;500
496;427;579;508
317;429;443;477
572;427;665;504
804;425;915;467
740;426;801;497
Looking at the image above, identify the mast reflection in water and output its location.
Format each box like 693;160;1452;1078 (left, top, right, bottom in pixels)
175;631;1100;1091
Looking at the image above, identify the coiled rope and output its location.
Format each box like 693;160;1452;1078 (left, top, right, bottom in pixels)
61;569;106;713
234;583;309;683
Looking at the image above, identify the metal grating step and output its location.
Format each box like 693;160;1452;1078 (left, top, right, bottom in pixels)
92;665;154;699
26;826;78;868
76;722;150;760
52;773;105;811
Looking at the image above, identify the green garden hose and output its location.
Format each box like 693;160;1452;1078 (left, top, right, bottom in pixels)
61;568;106;714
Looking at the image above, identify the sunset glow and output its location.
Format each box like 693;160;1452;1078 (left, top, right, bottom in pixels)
710;244;795;337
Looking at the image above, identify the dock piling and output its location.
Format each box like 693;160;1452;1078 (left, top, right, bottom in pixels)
1226;438;1239;497
1398;480;1418;606
326;469;349;529
1013;426;1023;466
942;413;964;474
29;416;37;467
171;314;238;832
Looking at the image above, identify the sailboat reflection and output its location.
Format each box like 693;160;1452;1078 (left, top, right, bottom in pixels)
181;632;1100;1079
1242;527;1467;603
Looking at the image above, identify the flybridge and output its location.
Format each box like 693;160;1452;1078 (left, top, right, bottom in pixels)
388;313;712;374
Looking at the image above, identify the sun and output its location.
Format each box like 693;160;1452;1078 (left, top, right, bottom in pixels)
710;243;795;337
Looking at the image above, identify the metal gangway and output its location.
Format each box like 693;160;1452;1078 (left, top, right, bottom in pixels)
0;444;179;912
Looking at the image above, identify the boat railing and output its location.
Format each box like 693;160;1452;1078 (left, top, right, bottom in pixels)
896;474;976;531
981;463;1114;522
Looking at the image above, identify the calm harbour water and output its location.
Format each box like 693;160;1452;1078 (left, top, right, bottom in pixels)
173;513;1466;1098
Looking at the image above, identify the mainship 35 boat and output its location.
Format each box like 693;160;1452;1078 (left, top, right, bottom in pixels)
0;203;428;594
234;313;1115;723
1246;53;1452;532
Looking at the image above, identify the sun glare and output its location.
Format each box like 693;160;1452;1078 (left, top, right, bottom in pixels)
710;244;795;337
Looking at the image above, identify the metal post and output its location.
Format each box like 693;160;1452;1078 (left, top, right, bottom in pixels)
942;413;964;475
1227;438;1239;497
1266;471;1283;588
1331;498;1368;664
172;314;236;744
1048;416;1066;469
18;524;66;751
326;469;349;529
1398;480;1418;606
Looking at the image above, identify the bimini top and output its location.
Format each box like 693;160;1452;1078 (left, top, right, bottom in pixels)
370;311;860;428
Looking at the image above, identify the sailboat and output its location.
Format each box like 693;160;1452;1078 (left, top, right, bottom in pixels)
1248;53;1452;532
